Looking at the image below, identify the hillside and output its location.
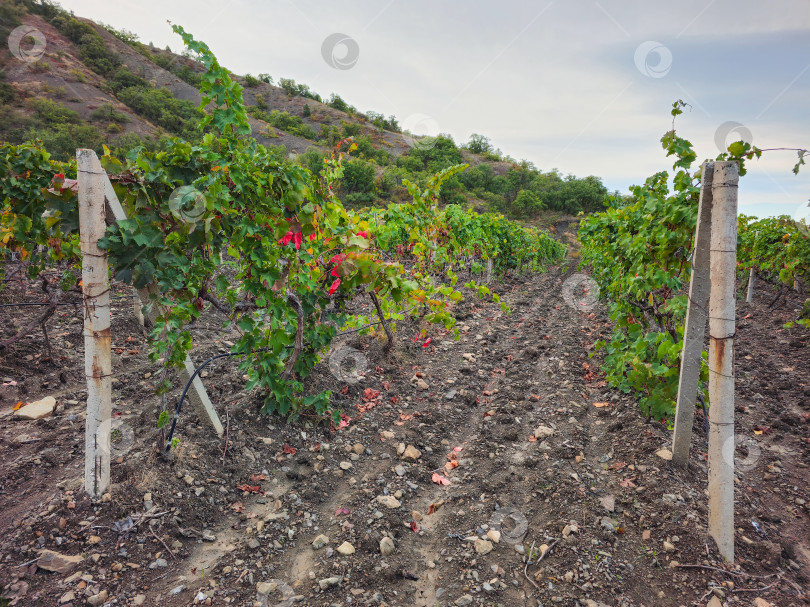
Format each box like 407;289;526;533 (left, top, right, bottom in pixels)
0;0;613;220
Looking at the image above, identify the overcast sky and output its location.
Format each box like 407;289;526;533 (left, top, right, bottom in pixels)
59;0;810;219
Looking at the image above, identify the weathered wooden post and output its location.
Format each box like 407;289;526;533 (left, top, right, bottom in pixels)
77;149;112;498
707;161;739;562
671;162;713;467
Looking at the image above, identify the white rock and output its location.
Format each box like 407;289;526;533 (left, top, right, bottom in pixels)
377;495;401;509
474;538;494;555
534;425;554;439
14;396;56;420
336;541;355;555
656;448;673;461
379;536;395;556
401;445;421;462
486;529;501;543
312;534;329;550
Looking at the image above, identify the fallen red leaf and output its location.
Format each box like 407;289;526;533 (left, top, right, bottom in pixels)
363;388;381;401
230;502;245;513
282;444;297;455
335;508;350;516
249;474;267;483
236;484;262;494
432;473;451;486
410;521;421;532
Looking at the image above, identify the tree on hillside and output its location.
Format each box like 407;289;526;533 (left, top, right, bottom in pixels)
466;133;493;154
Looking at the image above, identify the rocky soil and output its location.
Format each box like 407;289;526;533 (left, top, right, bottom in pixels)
1;253;809;607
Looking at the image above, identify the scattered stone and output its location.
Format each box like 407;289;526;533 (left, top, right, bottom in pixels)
753;599;775;607
663;540;675;553
394;464;406;476
36;549;82;574
149;558;168;568
455;595;474;606
474;538;494;555
642;530;651;541
133;595;146;606
486;529;501;543
336;541;355;555
534;425;554;439
257;581;280;595
445;390;457;400
564;571;574;583
86;590;108;606
562;524;578;538
401;445;421;462
707;597;722;607
312;534;329;550
318;576;342;590
380;536;395;556
377;495;401;509
599;495;615;512
14;396;56;420
655;448;673;461
351;443;365;455
416;379;429;390
247;538;260;550
339;461;353;470
183;475;194;485
59;590;75;603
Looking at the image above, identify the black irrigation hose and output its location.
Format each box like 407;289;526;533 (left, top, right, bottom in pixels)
163;347;270;453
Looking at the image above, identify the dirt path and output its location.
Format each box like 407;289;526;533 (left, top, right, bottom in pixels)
1;256;809;607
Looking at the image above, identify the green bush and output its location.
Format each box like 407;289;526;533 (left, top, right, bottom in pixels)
24;123;104;161
244;73;260;87
302;103;311;117
512;189;544;216
90;103;130;124
116;86;200;138
341;158;376;195
28;98;80;125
